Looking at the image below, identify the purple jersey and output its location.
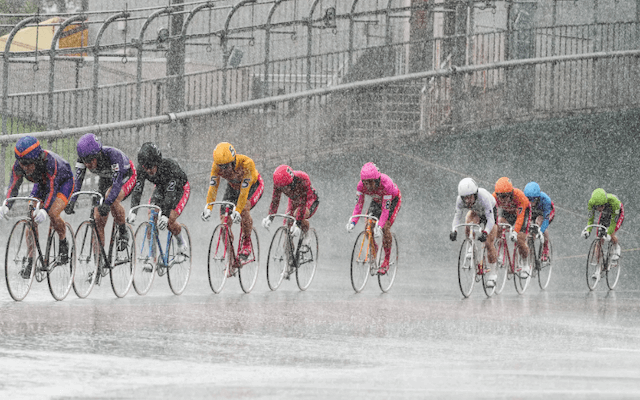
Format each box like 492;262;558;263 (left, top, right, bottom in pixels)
72;146;132;205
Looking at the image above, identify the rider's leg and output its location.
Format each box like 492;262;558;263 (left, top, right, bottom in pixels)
49;196;70;263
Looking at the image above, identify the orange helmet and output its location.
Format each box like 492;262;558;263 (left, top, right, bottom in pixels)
494;177;513;194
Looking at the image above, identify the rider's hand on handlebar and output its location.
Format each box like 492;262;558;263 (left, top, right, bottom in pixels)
126;212;137;225
231;210;241;224
290;224;301;237
261;216;272;230
373;225;382;239
581;229;590;239
158;215;169;230
201;207;212;222
98;203;111;217
478;230;487;243
346;222;355;232
64;201;76;215
0;204;8;220
509;230;518;242
449;231;457;242
604;234;611;242
34;209;48;225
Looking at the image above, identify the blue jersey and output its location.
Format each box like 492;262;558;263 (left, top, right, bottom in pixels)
531;191;553;233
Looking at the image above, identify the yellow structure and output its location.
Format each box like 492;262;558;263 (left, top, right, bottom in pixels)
0;17;88;55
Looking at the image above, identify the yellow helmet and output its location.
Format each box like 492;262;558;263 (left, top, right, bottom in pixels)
213;142;236;165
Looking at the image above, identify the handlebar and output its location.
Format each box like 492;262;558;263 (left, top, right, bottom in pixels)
347;214;379;225
128;204;161;219
69;190;104;206
268;213;295;222
453;223;481;231
206;201;236;214
582;224;608;238
3;196;42;210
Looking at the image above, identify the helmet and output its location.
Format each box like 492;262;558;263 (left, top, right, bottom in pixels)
77;133;102;159
494;177;513;194
273;164;294;187
591;188;607;206
360;162;381;181
523;182;541;199
213;142;236;165
138;142;162;168
458;177;478;197
14;136;43;160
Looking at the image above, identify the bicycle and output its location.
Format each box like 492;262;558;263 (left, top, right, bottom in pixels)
129;204;192;295
454;223;496;298
205;201;260;294
582;224;620;291
265;213;318;291
528;223;553;290
72;191;135;298
494;222;533;294
3;197;75;301
348;214;399;293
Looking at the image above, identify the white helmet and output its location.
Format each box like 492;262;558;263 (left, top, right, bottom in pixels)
458;177;478;197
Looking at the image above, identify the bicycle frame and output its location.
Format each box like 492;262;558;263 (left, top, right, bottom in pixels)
453;223;484;275
207;201;255;268
267;213;303;275
496;222;515;274
129;204;174;269
3;197;50;277
71;191;116;271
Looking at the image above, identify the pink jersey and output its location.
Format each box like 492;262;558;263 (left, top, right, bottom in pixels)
350;173;399;227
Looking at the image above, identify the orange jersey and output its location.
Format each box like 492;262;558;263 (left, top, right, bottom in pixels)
206;154;259;213
493;188;530;232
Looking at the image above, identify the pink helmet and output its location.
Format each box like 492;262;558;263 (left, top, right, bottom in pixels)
273;164;294;187
360;162;381;180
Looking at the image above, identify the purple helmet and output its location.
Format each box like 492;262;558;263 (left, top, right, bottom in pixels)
360;162;381;180
14;136;43;160
77;133;102;159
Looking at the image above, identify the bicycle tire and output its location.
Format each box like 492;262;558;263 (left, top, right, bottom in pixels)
296;228;319;291
5;219;35;301
586;239;602;291
133;221;157;295
72;220;99;298
481;243;496;297
606;241;620;290
537;236;553;290
350;230;372;293
494;238;508;295
108;223;134;298
46;222;75;301
266;226;289;291
377;232;398;293
208;224;231;294
167;224;192;295
514;243;532;294
458;238;475;298
238;228;260;294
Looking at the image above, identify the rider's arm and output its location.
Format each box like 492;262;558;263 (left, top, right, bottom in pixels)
512;189;529;233
235;156;258;214
451;197;465;231
70;158;87;201
267;186;282;217
5;163;25;209
104;148;130;206
40;154;60;211
293;175;311;223
350;181;366;225
129;167;146;213
586;200;595;231
205;162;220;211
607;195;622;235
539;192;552;233
478;188;496;233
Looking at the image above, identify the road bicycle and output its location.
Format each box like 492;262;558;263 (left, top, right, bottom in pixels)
72;191;135;298
454;223;495;298
129;204;192;295
348;214;398;293
206;201;260;294
494;222;533;294
582;224;620;291
265;213;318;291
528;223;553;290
3;197;75;301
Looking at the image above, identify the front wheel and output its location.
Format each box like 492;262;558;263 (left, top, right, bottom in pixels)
606;242;620;290
133;222;157;295
350;231;373;293
586;239;602;291
458;238;475;298
296;228;319;291
377;233;398;293
481;243;496;297
514;243;533;294
537;237;553;290
46;222;76;301
5;219;36;301
167;224;192;295
266;226;289;291
109;223;135;298
494;238;508;295
208;224;231;294
238;228;260;294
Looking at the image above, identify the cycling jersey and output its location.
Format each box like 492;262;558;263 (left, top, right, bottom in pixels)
350;173;400;228
130;158;188;218
493;188;530;233
71;146;136;206
6;150;74;211
530;191;554;233
587;193;623;236
206;154;260;214
267;170;319;223
451;187;497;233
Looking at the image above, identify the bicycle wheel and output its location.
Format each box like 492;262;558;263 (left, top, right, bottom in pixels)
5;219;35;301
108;223;134;298
350;231;372;293
586;239;602;291
46;222;75;301
238;228;260;294
481;244;496;297
167;224;192;295
537;237;553;290
457;238;475;298
514;243;533;294
296;228;319;291
377;233;398;293
73;220;99;298
606;242;621;290
208;224;231;294
266;226;289;291
494;238;508;295
133;221;157;295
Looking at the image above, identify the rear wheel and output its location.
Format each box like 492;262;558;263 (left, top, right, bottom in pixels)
377;233;398;293
5;220;35;301
350;231;372;293
167;224;192;295
238;228;260;294
494;238;508;295
586;239;602;291
537;237;553;290
109;224;134;298
46;222;75;301
606;242;620;290
266;226;289;291
73;220;99;299
133;222;157;295
457;238;475;298
296;228;319;291
208;224;231;294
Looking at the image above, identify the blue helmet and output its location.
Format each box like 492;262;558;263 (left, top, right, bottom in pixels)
524;182;541;200
77;133;102;159
14;136;43;160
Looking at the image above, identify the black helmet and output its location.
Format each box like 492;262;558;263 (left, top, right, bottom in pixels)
138;142;162;168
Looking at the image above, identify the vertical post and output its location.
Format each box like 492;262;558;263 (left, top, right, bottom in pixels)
167;0;187;157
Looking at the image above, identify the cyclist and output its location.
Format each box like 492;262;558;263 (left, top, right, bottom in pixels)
493;177;531;276
127;142;190;254
201;142;264;259
523;181;555;262
582;188;623;265
450;177;498;287
65;133;137;251
261;165;319;249
346;162;401;274
0;136;75;275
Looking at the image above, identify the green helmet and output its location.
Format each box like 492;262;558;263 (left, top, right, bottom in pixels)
590;188;607;206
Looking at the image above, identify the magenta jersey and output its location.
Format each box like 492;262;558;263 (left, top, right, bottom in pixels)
350;173;399;227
